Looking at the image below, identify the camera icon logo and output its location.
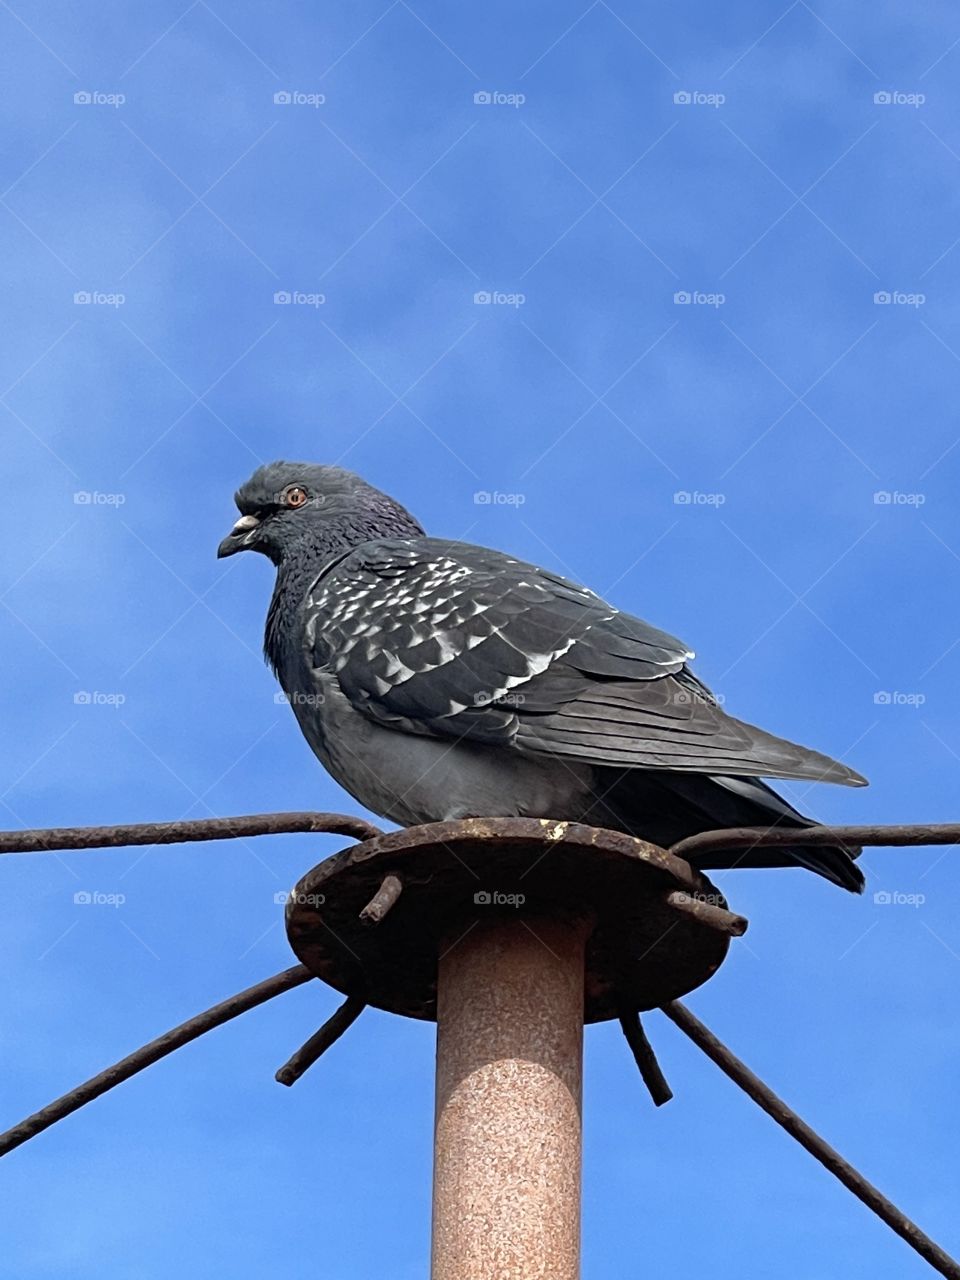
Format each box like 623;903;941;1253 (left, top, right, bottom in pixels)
274;91;292;105
74;91;92;105
673;91;692;104
473;91;492;105
474;890;492;905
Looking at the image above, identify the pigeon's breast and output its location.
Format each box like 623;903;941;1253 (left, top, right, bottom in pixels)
287;673;597;828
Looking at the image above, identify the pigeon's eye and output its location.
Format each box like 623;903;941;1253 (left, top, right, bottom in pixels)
283;485;309;508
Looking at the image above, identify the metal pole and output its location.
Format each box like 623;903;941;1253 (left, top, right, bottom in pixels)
431;915;587;1280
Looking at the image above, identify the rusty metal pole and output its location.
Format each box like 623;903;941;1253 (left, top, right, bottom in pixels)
431;915;588;1280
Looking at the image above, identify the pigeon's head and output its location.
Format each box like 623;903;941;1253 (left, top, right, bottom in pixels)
217;461;424;567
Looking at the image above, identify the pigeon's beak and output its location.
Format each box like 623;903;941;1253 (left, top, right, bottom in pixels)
217;513;261;558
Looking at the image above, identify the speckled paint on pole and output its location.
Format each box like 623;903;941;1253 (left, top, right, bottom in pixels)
431;914;588;1280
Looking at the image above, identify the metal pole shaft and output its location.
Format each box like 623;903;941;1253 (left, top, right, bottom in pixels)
431;916;587;1280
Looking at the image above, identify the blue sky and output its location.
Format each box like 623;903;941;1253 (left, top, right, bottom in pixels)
1;2;959;1275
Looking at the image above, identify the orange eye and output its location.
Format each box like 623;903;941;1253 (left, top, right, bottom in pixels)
283;486;308;508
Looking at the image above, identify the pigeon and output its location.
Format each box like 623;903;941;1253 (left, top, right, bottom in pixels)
218;461;868;892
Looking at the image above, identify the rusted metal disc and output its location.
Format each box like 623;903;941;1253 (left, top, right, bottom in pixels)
285;817;736;1023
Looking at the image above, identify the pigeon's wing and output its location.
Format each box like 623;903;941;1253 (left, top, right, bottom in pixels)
305;537;866;786
514;667;865;784
304;538;684;741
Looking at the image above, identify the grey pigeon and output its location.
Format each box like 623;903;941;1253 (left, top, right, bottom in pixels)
218;462;868;892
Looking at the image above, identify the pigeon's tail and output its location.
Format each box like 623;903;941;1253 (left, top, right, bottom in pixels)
732;839;864;893
591;770;865;893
